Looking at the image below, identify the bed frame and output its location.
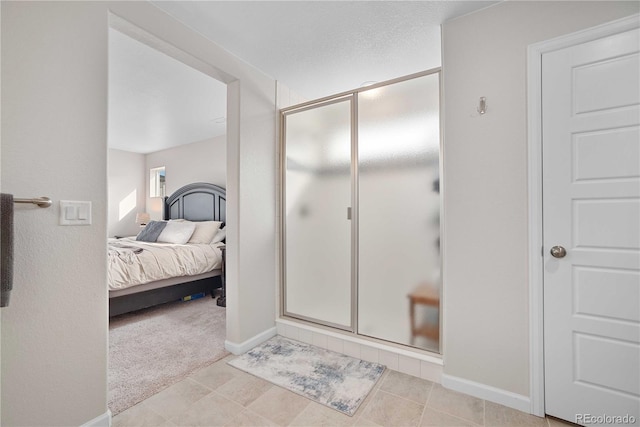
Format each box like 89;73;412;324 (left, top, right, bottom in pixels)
109;182;226;317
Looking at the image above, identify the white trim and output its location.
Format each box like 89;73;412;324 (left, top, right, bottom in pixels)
442;374;531;414
225;326;277;354
526;33;546;419
81;410;111;427
526;13;640;418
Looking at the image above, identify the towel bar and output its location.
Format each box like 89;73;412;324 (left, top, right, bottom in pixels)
14;197;52;208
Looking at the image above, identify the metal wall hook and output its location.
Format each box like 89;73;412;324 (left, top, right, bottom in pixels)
477;97;487;115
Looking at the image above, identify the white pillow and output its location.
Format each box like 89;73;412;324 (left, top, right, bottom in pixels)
188;221;223;244
211;227;226;244
157;221;196;244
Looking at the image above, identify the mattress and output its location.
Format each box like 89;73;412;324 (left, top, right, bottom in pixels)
108;237;223;291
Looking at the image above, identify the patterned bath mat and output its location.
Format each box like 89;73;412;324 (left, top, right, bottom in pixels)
228;335;385;416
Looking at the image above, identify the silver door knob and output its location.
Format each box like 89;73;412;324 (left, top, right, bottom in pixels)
550;246;567;258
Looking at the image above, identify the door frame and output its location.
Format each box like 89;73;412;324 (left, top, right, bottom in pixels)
526;13;640;417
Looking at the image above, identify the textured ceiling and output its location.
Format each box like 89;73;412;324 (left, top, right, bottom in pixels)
153;1;498;99
109;1;498;153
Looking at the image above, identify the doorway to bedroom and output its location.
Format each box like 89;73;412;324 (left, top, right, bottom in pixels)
106;23;229;416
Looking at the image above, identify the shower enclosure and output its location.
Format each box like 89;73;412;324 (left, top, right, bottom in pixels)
281;70;441;352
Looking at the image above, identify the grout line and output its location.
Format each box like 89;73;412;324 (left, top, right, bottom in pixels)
156;382;217;425
187;357;250;393
417;383;433;427
424;399;484;425
245;407;286;426
377;387;429;407
186;375;218;393
210;389;249;410
178;377;220;408
114;400;171;424
424;383;486;426
420;382;435;425
428;406;484;427
483;398;486;426
355;388;378;420
222;382;276;409
425;380;435;405
287;401;313;427
376;369;389;390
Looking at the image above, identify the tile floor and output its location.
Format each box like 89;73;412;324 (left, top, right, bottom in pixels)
113;354;577;427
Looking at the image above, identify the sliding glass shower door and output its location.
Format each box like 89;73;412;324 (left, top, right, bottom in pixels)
282;97;354;329
281;70;441;352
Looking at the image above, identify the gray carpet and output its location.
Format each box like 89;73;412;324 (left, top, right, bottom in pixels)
228;336;385;416
109;295;228;415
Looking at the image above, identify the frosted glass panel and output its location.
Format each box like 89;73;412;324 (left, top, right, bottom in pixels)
284;99;352;328
358;74;440;351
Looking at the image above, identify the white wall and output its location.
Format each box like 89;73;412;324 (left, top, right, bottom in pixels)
442;0;639;398
1;1;277;425
108;149;146;237
1;2;108;425
108;137;226;232
145;135;226;220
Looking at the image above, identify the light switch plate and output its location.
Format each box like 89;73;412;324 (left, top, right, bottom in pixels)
60;200;92;225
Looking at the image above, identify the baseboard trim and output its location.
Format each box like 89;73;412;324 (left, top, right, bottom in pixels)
441;374;532;414
225;326;277;354
81;410;111;427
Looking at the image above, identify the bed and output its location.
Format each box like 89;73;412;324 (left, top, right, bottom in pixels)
108;182;226;317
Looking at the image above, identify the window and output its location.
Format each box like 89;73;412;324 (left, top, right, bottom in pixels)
150;166;166;198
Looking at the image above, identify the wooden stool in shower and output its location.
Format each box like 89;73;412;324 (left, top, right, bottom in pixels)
408;284;440;345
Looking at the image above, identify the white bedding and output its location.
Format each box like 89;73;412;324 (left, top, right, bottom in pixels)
108;237;223;291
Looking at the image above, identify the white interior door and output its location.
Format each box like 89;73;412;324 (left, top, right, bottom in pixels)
542;27;640;425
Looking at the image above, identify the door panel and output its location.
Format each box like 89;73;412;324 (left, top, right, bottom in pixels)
574;267;640;322
573;126;640;181
357;73;441;352
573;52;639;114
574;199;639;249
574;333;639;397
542;27;640;424
283;98;353;329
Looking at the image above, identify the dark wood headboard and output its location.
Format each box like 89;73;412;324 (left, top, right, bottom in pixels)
163;182;226;223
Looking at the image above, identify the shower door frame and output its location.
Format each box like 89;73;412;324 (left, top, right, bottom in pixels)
279;68;443;352
280;94;358;332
